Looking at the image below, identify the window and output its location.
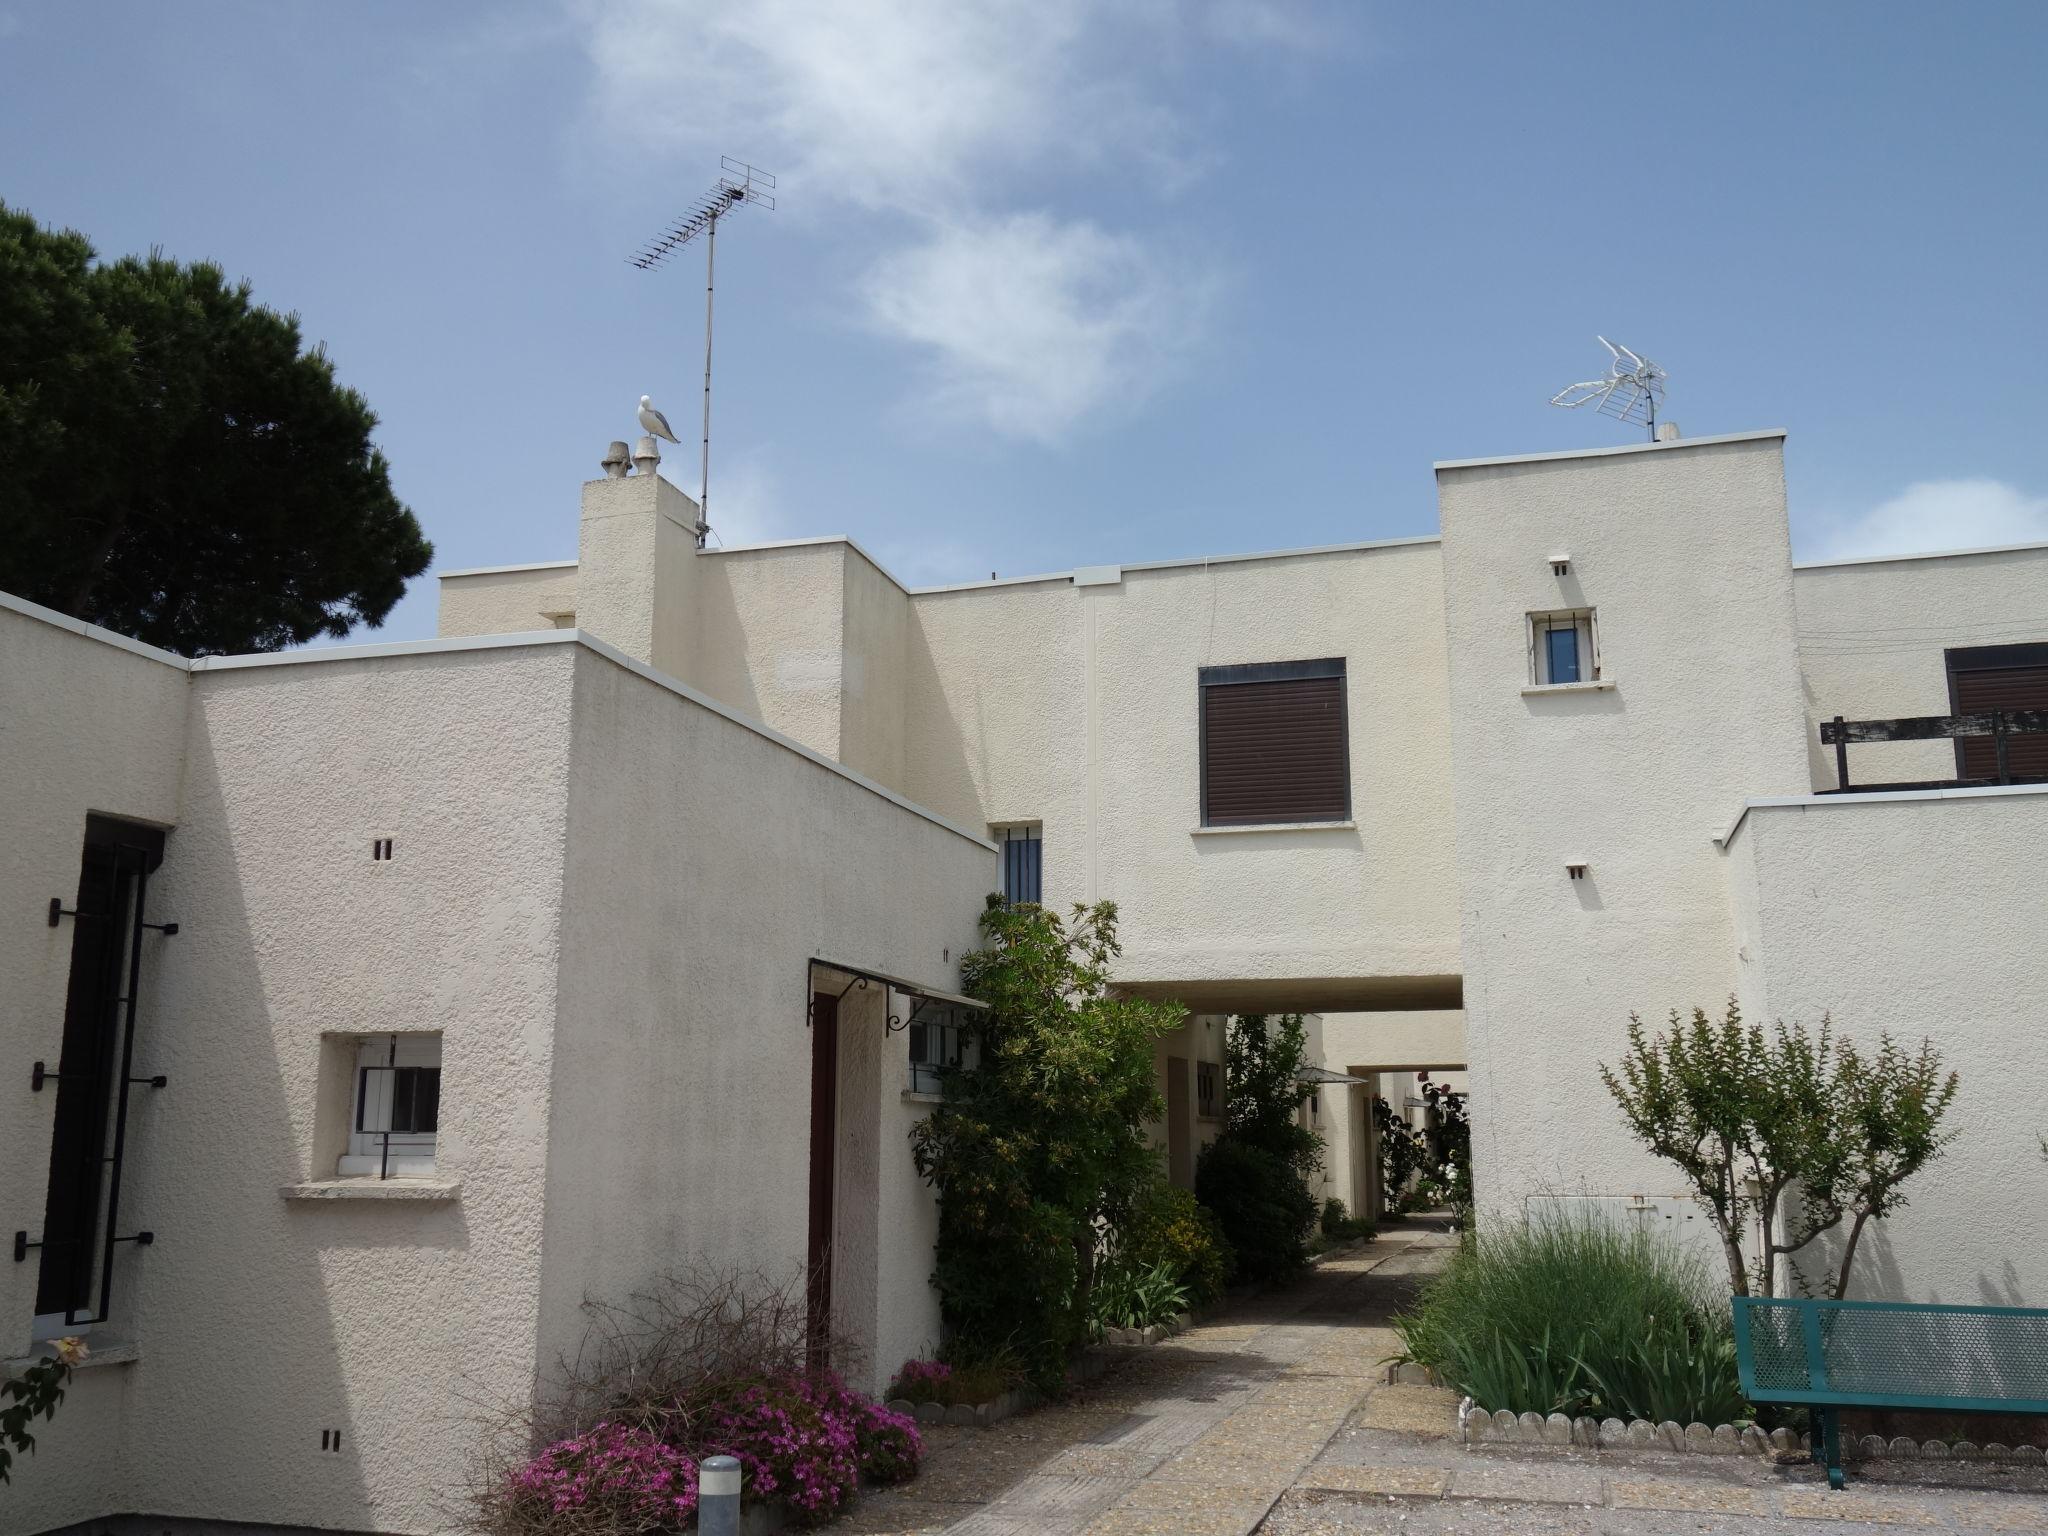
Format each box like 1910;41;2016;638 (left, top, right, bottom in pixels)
1198;659;1350;827
341;1033;442;1178
1196;1060;1221;1121
1946;643;2048;782
1529;610;1599;687
34;816;168;1328
994;824;1041;904
905;1004;977;1096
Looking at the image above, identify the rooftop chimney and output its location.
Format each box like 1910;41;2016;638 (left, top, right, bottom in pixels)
601;441;631;479
1655;421;1681;442
633;434;662;476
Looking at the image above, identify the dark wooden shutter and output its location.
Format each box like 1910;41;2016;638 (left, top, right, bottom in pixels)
1200;660;1349;826
1948;644;2048;781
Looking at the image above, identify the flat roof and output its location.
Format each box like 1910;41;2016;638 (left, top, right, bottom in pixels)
0;591;994;852
1794;538;2048;572
1716;781;2048;848
907;534;1442;596
437;559;578;580
1434;429;1786;473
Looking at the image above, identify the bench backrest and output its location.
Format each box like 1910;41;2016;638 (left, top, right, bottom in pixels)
1733;1296;2048;1413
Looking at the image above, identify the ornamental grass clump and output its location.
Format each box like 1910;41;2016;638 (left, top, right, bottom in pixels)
1391;1212;1748;1426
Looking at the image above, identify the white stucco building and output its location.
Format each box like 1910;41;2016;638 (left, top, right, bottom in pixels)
6;425;2046;1534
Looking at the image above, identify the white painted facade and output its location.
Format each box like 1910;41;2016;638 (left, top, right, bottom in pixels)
1;599;989;1536
8;427;2048;1533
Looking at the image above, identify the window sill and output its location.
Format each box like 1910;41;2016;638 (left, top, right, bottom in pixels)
281;1177;462;1202
1190;820;1356;836
5;1339;140;1378
1522;679;1614;695
901;1090;947;1106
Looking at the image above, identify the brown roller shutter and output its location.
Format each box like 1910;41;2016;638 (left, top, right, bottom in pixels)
1948;643;2048;781
1200;660;1350;826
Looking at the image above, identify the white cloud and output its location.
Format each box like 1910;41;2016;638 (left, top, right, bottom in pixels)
1810;479;2048;562
577;0;1314;442
861;214;1215;443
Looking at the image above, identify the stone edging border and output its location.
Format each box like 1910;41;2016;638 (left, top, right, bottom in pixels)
888;1342;1118;1430
1457;1400;2048;1467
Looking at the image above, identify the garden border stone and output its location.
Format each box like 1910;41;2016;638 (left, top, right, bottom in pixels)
1459;1397;2048;1466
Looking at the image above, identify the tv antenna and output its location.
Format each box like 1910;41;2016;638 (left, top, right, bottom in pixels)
630;157;777;545
1549;336;1667;441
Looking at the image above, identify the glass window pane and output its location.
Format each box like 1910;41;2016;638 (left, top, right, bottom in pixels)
1545;625;1580;684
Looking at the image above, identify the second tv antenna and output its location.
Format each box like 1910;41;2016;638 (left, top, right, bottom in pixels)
630;157;777;544
1550;336;1668;441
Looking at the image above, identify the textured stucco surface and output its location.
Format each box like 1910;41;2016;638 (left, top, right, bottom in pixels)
0;601;189;1529
437;565;580;636
1793;543;2048;788
1725;788;2048;1304
1;613;579;1536
537;646;990;1400
1322;1010;1466;1073
902;543;1462;1002
690;540;850;763
1439;436;1814;1219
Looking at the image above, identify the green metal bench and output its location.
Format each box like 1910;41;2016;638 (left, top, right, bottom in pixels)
1732;1296;2048;1489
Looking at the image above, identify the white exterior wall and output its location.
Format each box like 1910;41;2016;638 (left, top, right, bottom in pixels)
437;562;579;636
1724;787;2048;1303
1;611;579;1536
3;600;993;1532
1321;1010;1466;1074
0;601;190;1529
1793;543;2048;788
1438;435;1814;1220
536;644;992;1398
130;646;576;1534
691;541;852;764
902;544;1461;1010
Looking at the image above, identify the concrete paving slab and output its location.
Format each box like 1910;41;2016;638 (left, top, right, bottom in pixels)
1447;1463;1608;1505
1297;1464;1450;1498
1777;1488;1945;1525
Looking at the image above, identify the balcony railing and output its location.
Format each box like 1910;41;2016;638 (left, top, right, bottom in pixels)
1820;709;2048;793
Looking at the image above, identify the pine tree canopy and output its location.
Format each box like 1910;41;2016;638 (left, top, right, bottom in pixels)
0;200;431;655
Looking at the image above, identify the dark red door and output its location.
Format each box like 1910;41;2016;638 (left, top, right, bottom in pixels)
806;993;839;1365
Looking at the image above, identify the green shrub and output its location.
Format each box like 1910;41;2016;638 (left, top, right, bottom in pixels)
911;900;1184;1382
1116;1180;1232;1307
1319;1197;1375;1243
1089;1259;1191;1333
1196;1137;1317;1282
1391;1213;1748;1425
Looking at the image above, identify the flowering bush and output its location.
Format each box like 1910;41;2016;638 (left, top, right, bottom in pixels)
499;1373;920;1533
504;1421;699;1529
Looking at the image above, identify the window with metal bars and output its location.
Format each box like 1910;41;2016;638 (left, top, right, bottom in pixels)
994;824;1042;904
28;816;170;1329
341;1033;442;1178
905;1004;977;1096
1946;642;2048;782
1196;1059;1221;1121
1198;659;1350;827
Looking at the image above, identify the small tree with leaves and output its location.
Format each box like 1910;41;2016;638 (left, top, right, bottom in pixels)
1195;1015;1323;1279
1601;1001;1958;1297
910;899;1182;1380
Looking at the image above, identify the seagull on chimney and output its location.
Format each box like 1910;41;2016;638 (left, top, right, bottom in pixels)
637;395;681;444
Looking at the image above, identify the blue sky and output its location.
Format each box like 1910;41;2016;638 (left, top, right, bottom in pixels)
4;2;2045;644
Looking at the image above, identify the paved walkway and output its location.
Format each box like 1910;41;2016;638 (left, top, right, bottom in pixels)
837;1219;2048;1536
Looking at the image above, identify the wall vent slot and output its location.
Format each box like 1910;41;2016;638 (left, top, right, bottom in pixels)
1566;863;1589;881
371;839;394;862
